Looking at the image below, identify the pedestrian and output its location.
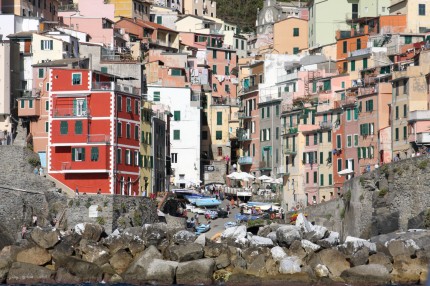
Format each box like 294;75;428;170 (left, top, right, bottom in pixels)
226;205;230;215
97;188;101;195
75;187;79;197
230;198;235;208
32;215;38;227
21;225;27;239
38;166;44;177
194;212;199;224
33;166;39;175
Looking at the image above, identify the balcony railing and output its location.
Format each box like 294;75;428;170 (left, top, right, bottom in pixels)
58;3;78;11
284;147;297;155
240;85;259;95
237;128;252;141
277;166;288;175
277;72;298;83
238;156;253;165
87;134;110;144
212;97;239;106
409;110;430;122
259;160;272;170
283;127;298;135
238;112;252;119
92;82;141;96
53;108;90;118
319;121;333;130
359;86;378;96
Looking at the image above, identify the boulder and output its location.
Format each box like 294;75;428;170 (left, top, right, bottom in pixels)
123;227;144;237
176;258;215;285
391;254;427;284
100;263;117;275
314;264;329;278
295;213;313;232
0;245;21;261
0;257;12;283
317;249;350;278
195;234;206;246
55;268;82;284
54;233;81;256
213;269;233;283
215;252;231;269
276;225;302;247
388;239;420;258
303;225;328;243
301;239;321;254
30;227;60;249
109;249;133;274
172;230;196;245
102;233;133;254
343;236;376;253
124;245;162;276
267;231;277;243
231;254;247;270
128;237;146;256
279;256;301;274
165;214;186;231
82;223;104;242
247;254;267;277
340;264;390;284
79;241;110;266
52;252;103;282
265;258;278;276
221;225;247;241
368;252;393;272
167;243;204;262
142;224;167;246
257;225;272;237
139;259;178;285
287;240;306;260
250;235;274;248
349;247;370;266
317;231;339;248
7;262;54;284
271;246;287;262
16;246;51;266
242;247;271;265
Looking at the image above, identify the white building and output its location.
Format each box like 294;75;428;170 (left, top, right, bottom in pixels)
150;5;180;30
147;86;201;188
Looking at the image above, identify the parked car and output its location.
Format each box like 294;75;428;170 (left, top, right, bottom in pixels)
205;210;218;219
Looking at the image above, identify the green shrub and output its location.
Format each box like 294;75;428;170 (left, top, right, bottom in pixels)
344;190;352;202
340;208;345;219
392;167;399;173
418;160;428;170
96;217;105;225
28;157;40;167
247;219;265;227
97;205;103;212
359;177;365;186
103;200;109;207
379;188;388;197
68;200;74;207
117;217;126;228
75;200;80;207
133;211;142;226
380;164;389;174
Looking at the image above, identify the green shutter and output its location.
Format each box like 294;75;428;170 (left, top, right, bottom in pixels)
302;152;306;163
358;147;361;159
101;67;108;73
174;130;180;140
320;174;324;186
40;40;43;50
73;99;77;116
363;58;368;69
149;132;152;145
29;100;33;108
213;65;217;74
157;16;162;24
141;131;145;143
38;68;44;78
20;100;24;108
150;155;154;168
60;121;68;135
312;82;316;92
81;148;85;161
75;121;82;134
329;174;332;185
49;40;53;50
72;148;76;161
354;107;359;120
225;66;229;75
139;154;143;167
217;112;222;125
174;111;181;121
320;152;323;164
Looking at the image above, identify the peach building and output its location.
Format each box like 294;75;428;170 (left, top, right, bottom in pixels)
273;17;308;55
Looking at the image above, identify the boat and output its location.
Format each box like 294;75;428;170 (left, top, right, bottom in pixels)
195;224;211;235
224;221;237;229
194;198;222;207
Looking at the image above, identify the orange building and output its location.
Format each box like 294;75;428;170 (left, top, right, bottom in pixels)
273;17;308;55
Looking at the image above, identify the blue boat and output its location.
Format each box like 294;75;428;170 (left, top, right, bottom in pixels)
195;224;211;235
194;198;222;207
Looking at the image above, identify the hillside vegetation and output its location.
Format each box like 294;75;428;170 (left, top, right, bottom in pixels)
216;0;308;32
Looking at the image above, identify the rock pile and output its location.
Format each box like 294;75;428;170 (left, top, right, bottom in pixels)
0;214;429;285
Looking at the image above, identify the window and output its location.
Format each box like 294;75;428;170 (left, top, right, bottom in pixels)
126;123;131;138
174;111;181;121
45;122;49;133
252;143;255;156
396;106;399;119
134;100;139;115
336;134;341;149
217;111;222;125
217;147;223;156
328;131;332;142
419;4;426;15
156;15;162;24
171;153;178;163
267;106;270;118
313;171;317;183
306;172;309;184
314;134;317;145
395;127;399;141
351;60;356;71
212;50;217;59
405;35;412;44
276;127;279;139
60;121;68;135
72;147;85;161
224;66;230;75
329;174;332;185
72;73;81;85
134;150;139;166
347;108;352;121
320;152;323;164
306;135;309;146
343;41;347;53
356;38;361;50
337;158;342;172
363;58;368;69
45;100;49;111
320;174;324;186
241;40;244;50
261;108;265;119
319;132;322;143
354;106;359;120
343;62;348;72
126;98;132;113
276;104;279;116
403;104;407;118
40;39;53;50
403;126;407;139
365;100;374;112
46;82;50;92
38;68;44;78
212;83;217;92
212;65;217;74
216;131;222;140
173;130;180;140
327;151;332;163
134;125;139;140
91;147;99;161
202;130;208;140
293;28;299;37
75;121;83;135
125;150;131;165
117;122;122;137
153;91;160;101
28;99;33;108
117;95;122;111
347;135;352;147
354;134;359;146
403;79;408;94
293;47;299;54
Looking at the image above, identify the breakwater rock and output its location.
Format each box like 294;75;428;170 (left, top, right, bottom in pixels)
0;214;428;285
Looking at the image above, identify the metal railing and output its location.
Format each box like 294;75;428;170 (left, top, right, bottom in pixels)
212;97;239;106
238;156;253;165
92;82;141;96
237;128;252;141
319;121;333;130
53;108;90;118
238;112;252;119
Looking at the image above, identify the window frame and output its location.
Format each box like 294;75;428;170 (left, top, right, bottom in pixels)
71;73;82;85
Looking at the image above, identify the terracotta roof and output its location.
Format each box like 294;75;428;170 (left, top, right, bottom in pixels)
7;31;36;39
118;17;177;33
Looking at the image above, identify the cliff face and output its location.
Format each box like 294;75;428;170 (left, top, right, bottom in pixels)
305;156;430;240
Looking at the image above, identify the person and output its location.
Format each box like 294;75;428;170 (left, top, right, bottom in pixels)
32;215;38;227
97;188;101;195
194;212;199;224
190;217;195;229
21;225;27;239
38;166;44;177
394;153;400;162
75;187;79;197
226;205;230;215
33;166;39;175
230;198;235;208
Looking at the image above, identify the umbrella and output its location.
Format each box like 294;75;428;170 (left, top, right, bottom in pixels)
257;175;271;181
338;169;354;176
227;172;241;179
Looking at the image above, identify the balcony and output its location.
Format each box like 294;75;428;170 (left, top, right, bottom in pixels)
319;121;333;130
53;107;90;118
284;147;297;155
408;110;430;122
59;160;109;173
212;97;239;106
91;81;141;96
58;3;78;11
238;112;252;119
238;156;253;165
334;96;357;109
277;166;289;175
359;86;378;96
277;71;298;83
240;85;259;95
417;132;430;144
237;128;252;141
283;126;298;135
18;98;40;117
259;160;272;170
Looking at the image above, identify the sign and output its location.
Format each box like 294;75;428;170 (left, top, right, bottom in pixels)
204;165;215;172
88;205;99;218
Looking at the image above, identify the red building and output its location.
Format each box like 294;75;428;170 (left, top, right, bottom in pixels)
48;68;141;195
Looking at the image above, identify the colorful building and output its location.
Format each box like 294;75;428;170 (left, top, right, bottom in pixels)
48;68;141;195
273;17;308;55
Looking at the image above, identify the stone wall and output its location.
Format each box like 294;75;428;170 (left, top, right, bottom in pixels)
304;156;430;240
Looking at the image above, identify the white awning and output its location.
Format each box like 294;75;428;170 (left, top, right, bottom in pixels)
338;169;354;176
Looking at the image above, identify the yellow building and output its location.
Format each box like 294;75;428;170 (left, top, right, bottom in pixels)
2;0;59;21
140;100;153;196
107;0;151;21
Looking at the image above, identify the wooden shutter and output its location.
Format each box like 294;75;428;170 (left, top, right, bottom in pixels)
72;148;76;161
